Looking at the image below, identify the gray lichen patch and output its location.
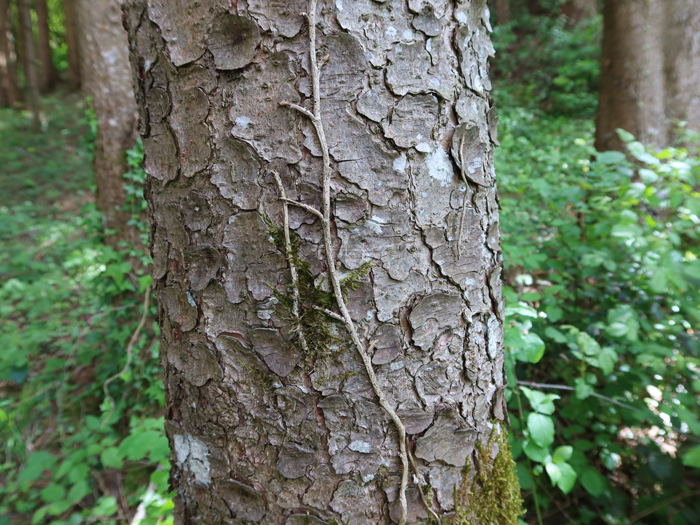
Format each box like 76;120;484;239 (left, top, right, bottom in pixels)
174;433;212;485
411;145;456;228
412;5;442;36
206;14;260;71
228;52;302;163
382;94;438;149
147;0;228;66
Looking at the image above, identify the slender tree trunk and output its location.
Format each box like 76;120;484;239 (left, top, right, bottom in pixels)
34;0;56;92
663;0;700;142
495;0;511;25
15;0;27;73
124;1;519;524
63;0;80;87
561;0;598;22
596;0;700;151
76;0;137;245
0;0;22;106
19;0;41;131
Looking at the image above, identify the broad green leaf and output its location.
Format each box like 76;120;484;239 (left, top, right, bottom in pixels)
18;451;55;485
40;484;66;504
577;332;600;357
545;305;564;323
682;446;700;468
118;430;161;461
575;378;593;400
528;413;555;448
545;326;568;343
616;129;635;143
100;447;123;469
524;442;549;463
581;468;606;497
520;387;559;415
677;407;700;436
553;446;573;463
596;151;626;165
597;347;618;375
556;462;578;494
522;333;545;363
545;462;561;485
505;304;538;318
67;480;91;504
515;464;533;490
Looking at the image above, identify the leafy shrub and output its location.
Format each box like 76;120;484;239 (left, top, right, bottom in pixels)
498;101;700;523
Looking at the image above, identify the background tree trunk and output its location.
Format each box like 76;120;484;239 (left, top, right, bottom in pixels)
63;0;80;87
560;0;598;22
595;0;666;151
124;1;517;524
0;0;22;106
34;0;56;92
663;0;700;143
19;0;41;131
76;0;137;245
596;0;699;151
495;0;511;25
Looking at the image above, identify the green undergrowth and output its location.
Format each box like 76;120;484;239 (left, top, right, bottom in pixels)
0;98;172;525
496;95;700;523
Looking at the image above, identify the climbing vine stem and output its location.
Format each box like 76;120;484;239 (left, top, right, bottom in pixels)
276;1;410;522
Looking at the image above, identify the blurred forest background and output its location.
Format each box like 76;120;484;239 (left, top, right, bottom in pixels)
0;0;699;524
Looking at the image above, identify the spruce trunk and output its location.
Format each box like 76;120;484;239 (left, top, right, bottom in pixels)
76;0;137;245
123;1;519;523
34;0;56;92
19;0;40;131
63;0;80;87
0;0;22;106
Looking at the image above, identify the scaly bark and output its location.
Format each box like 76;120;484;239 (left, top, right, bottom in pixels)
123;0;516;523
63;0;80;87
0;0;22;106
77;0;137;245
34;0;56;92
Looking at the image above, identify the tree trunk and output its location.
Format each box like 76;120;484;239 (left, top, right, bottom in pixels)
34;0;56;92
123;1;519;524
596;0;700;151
560;0;598;22
663;0;700;142
19;0;41;131
76;0;137;245
0;0;22;106
495;0;510;25
63;0;80;87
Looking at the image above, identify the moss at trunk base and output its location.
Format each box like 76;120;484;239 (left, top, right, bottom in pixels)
447;422;523;525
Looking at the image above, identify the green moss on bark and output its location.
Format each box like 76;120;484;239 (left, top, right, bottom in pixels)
448;422;522;525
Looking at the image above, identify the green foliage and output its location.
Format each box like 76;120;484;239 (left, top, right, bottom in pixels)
491;1;601;117
498;95;700;521
0;97;172;524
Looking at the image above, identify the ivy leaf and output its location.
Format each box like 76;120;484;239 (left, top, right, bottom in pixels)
528;413;555;448
553;446;573;463
682;446;700;468
556;462;578;494
581;468;607;497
